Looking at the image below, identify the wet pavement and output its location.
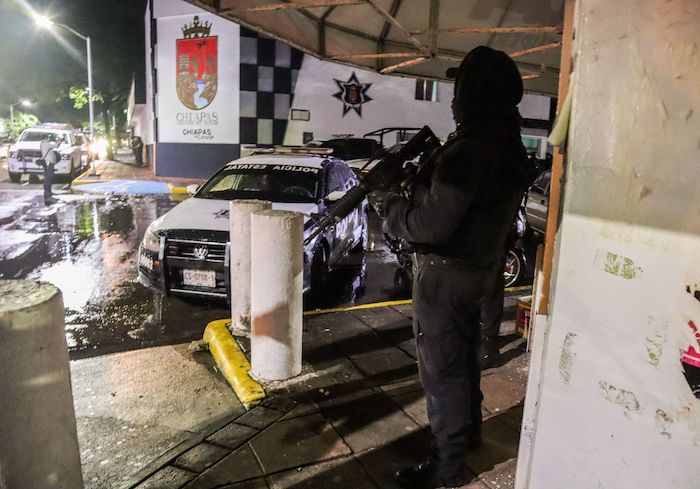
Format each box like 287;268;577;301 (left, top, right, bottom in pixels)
0;187;415;359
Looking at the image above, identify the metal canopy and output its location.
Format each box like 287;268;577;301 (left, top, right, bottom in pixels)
187;0;565;95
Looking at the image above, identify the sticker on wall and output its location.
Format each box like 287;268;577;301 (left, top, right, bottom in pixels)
681;320;700;399
333;72;372;117
177;16;218;110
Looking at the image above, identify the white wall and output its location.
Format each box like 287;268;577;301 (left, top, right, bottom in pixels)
284;56;455;143
521;1;700;488
285;55;552;144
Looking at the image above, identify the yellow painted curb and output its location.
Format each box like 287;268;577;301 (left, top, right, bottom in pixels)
303;299;412;316
167;183;189;194
303;285;532;316
203;319;265;408
70;167;95;186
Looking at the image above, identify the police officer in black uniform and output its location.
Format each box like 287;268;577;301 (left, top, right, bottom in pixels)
370;46;532;488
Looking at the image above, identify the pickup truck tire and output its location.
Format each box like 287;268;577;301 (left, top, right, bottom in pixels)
9;172;21;183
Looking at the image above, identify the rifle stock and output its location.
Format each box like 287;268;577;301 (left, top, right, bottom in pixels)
304;126;440;245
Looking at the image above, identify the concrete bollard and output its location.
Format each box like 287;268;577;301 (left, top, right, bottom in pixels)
230;199;272;333
0;280;83;489
250;209;304;380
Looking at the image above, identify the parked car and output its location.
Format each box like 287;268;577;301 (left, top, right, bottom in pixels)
7;123;84;182
525;169;551;234
305;137;382;174
137;151;368;301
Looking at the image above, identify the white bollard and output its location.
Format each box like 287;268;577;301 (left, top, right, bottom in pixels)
250;209;304;380
0;280;83;489
230;199;272;333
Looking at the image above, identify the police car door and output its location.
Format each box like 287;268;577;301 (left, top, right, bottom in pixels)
325;163;351;264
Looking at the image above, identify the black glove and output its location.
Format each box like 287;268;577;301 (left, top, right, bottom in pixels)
368;190;397;218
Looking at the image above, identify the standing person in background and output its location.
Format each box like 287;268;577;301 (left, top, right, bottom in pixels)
370;46;534;488
131;136;144;167
40;134;58;204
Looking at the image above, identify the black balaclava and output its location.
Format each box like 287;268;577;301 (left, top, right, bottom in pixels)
450;45;523;127
449;46;531;184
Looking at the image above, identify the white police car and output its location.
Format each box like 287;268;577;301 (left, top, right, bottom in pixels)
137;150;368;301
8;123;84;182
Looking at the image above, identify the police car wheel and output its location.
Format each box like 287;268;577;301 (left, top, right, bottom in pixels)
9;172;21;183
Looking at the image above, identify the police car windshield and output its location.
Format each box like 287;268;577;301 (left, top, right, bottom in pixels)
19;131;61;142
197;164;320;203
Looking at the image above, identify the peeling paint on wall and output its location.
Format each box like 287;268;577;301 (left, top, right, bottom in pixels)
559;332;577;384
594;250;643;279
655;409;674;439
599;380;641;413
645;316;668;366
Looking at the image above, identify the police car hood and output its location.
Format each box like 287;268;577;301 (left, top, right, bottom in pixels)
149;197;318;234
11;141;72;154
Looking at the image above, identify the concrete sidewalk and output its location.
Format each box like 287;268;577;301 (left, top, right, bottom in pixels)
123;303;527;489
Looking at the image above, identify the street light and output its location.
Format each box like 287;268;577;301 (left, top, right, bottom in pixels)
34;13;96;174
9;100;32;125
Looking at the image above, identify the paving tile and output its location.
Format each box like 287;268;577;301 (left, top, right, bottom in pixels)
463;480;491;489
136;466;196;489
390;390;429;426
261;395;298;414
390;304;413;319
334;331;390;358
316;386;383;411
323;396;419;453
480;368;527;415
182;444;263;489
278;401;321;421
377;377;423;397
356;428;442;489
349;346;416;378
236;406;284;429
480;457;517;489
492;402;524;434
249;413;351;474
207;422;259;450
174;442;230;474
303;313;372;344
350;307;409;330
268;456;379;489
464;418;519;477
219;478;270;489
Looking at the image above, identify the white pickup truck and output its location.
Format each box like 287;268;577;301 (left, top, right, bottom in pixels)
8;123;84;183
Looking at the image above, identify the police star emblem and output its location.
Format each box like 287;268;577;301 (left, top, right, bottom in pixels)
332;72;372;117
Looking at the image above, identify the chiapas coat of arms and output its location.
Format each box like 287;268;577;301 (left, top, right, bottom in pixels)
177;16;217;110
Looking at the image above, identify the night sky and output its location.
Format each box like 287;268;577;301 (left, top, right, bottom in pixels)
0;0;147;126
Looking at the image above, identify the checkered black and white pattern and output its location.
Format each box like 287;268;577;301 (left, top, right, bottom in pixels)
239;27;304;145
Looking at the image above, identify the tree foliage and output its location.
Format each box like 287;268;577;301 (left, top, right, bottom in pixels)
2;112;40;140
68;86;104;110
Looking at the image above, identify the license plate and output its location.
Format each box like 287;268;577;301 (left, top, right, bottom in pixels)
183;269;216;288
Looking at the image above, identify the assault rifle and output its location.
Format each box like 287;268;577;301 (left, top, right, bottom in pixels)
304;126;441;245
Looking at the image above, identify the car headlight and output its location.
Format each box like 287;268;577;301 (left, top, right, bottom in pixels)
60;153;71;160
141;227;161;253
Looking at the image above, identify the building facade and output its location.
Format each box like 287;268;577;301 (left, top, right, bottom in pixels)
144;0;554;178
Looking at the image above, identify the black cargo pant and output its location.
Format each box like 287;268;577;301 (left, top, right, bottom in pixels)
43;162;54;201
413;254;490;485
479;253;506;351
